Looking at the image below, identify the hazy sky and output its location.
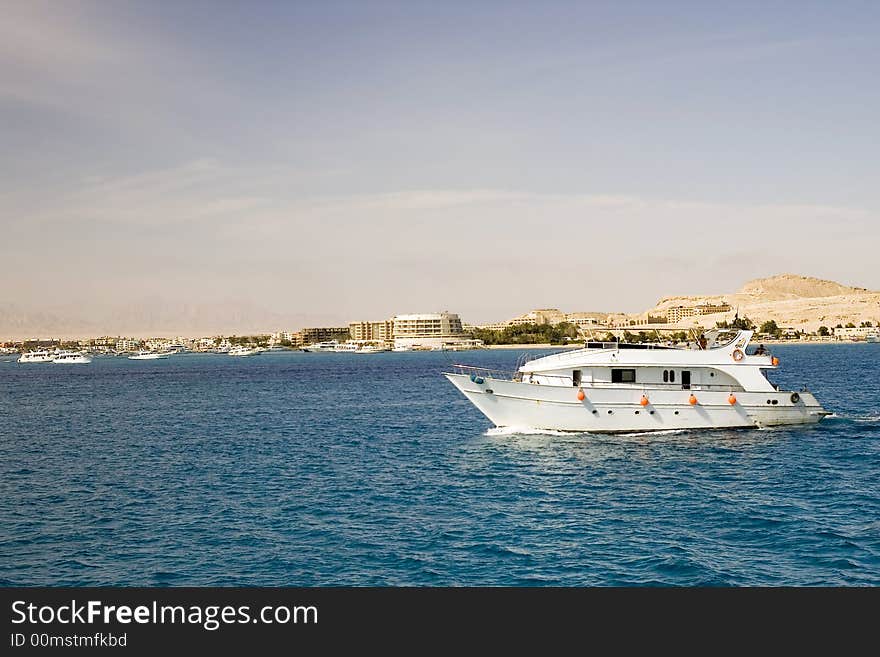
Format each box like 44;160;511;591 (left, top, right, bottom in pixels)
2;1;879;330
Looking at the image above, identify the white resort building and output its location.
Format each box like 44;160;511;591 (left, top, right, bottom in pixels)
349;320;395;344
392;312;481;350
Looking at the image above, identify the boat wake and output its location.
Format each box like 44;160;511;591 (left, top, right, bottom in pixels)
485;426;691;438
619;429;690;437
485;426;572;437
826;413;880;424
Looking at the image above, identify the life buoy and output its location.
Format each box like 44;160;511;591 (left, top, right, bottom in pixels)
732;349;744;362
790;392;800;404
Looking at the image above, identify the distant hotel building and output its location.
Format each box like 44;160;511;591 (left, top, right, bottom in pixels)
270;331;298;346
508;308;567;326
564;312;607;330
391;312;480;350
477;309;608;332
115;337;140;352
299;326;350;345
666;302;732;324
834;325;877;340
349;320;394;344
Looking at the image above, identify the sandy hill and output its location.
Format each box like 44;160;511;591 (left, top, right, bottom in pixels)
737;274;870;300
649;274;880;332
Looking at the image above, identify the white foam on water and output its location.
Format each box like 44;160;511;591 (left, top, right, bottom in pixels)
486;426;690;438
825;413;880;423
485;426;572;437
619;429;689;437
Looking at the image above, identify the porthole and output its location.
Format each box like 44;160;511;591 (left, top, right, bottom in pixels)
635;410;640;415
592;410;598;415
767;400;772;404
607;410;613;415
674;411;679;415
772;399;778;405
485;389;493;394
649;410;655;415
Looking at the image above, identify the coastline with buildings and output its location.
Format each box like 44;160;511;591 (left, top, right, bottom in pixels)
2;274;878;355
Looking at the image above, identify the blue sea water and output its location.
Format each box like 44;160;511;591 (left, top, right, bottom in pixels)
1;344;878;586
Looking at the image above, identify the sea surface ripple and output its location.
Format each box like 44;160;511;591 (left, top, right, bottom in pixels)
1;344;878;586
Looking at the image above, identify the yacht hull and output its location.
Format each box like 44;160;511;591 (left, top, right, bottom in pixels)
445;373;829;433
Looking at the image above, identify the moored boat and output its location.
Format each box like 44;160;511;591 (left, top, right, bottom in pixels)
228;345;261;357
302;341;340;352
51;351;92;364
354;343;388;354
334;341;388;354
17;350;55;363
128;351;170;360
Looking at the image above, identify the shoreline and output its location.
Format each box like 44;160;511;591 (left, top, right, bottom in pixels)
485;343;580;350
483;339;870;349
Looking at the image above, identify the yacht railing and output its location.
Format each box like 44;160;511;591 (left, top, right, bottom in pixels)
451;364;515;380
581;382;745;393
523;378;747;392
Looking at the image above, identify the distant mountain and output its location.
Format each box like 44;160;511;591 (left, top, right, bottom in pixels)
737;274;871;300
649;274;880;332
0;304;96;338
0;301;346;340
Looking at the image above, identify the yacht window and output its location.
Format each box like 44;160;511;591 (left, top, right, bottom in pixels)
611;369;636;383
670;370;675;383
681;370;691;390
572;369;582;387
663;370;669;383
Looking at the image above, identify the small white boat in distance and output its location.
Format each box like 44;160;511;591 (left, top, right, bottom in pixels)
333;341;388;354
18;350;55;363
228;345;261;356
302;341;339;352
866;333;878;343
52;351;92;364
333;342;360;353
446;329;830;433
128;351;170;360
354;343;388;354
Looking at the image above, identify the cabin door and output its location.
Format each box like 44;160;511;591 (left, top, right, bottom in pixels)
681;370;691;390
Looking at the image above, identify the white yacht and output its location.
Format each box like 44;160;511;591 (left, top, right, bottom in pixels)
18;350;55;363
445;329;830;433
333;342;360;353
354;343;388;354
128;351;170;360
52;351;92;364
228;345;261;357
334;341;388;354
866;333;878;343
302;341;340;352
